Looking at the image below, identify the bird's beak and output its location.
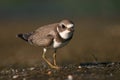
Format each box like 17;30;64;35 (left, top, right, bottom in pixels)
68;27;74;32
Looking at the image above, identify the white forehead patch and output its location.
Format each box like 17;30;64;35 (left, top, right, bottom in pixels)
66;24;74;28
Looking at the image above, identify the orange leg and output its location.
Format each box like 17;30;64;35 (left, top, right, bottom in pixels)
42;48;59;69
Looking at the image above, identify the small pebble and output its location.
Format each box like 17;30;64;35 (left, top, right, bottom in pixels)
13;75;19;79
110;73;113;76
29;67;35;71
47;71;52;75
23;78;26;80
15;69;18;73
22;69;25;72
11;69;15;72
78;66;82;68
67;75;73;80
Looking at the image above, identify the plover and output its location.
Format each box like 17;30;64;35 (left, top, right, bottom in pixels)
17;19;75;69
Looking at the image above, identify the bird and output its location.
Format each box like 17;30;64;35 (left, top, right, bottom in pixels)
17;19;75;69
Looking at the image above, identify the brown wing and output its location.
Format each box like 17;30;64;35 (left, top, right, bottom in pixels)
29;32;54;47
28;23;58;47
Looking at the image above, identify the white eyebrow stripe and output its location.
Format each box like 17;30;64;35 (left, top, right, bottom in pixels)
66;24;74;28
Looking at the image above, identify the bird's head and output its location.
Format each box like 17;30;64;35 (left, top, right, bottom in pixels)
57;19;75;39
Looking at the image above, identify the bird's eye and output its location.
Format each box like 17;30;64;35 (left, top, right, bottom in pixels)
61;24;66;29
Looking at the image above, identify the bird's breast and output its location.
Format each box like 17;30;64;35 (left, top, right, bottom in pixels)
53;39;69;49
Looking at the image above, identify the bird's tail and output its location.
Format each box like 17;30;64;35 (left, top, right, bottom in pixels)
17;32;32;42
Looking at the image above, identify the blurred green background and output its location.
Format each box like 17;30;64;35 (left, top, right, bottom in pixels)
0;0;120;66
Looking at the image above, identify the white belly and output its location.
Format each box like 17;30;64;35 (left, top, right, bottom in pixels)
53;39;68;49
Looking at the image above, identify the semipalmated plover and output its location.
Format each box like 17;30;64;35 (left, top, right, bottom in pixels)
17;19;75;69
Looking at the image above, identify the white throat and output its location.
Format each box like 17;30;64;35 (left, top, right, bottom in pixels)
57;27;72;39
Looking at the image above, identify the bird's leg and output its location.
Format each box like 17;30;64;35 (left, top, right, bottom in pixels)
53;50;57;66
42;48;59;69
52;50;60;69
42;48;53;67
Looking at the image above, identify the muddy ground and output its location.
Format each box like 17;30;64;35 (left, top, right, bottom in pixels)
0;62;120;80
